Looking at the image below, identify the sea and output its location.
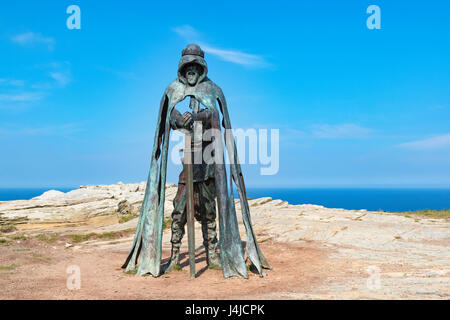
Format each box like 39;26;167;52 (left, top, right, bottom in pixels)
1;187;449;212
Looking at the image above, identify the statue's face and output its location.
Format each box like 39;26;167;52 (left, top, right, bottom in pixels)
185;65;200;86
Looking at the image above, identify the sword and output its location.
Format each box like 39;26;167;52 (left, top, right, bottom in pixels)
184;96;200;279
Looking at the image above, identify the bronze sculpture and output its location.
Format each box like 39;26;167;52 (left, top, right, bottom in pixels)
165;92;222;273
122;44;271;278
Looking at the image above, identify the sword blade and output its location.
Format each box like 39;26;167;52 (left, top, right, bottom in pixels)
184;133;196;279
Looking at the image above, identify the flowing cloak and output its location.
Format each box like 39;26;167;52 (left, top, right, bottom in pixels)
122;53;271;278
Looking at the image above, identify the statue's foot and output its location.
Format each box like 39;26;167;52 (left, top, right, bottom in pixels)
207;250;222;270
165;261;182;273
207;263;222;270
164;259;182;273
164;247;181;273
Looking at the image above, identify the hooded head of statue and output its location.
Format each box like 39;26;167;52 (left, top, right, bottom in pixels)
178;44;208;87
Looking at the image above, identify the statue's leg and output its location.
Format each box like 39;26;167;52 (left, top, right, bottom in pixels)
200;178;222;269
165;180;187;272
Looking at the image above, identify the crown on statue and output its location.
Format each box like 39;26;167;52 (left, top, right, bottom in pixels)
182;44;204;58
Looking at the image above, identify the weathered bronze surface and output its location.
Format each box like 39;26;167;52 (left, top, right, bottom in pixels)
184;132;196;279
122;44;271;278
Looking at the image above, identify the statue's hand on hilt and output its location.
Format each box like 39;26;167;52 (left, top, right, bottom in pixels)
181;111;193;129
170;108;193;131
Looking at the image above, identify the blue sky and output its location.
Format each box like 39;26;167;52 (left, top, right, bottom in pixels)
0;0;449;188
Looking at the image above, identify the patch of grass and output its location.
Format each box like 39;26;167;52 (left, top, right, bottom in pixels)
30;253;51;261
124;269;137;275
119;214;138;224
352;214;366;221
10;234;27;241
0;225;17;234
68;229;136;244
69;234;91;243
393;209;450;220
0;239;11;245
95;232;119;240
259;237;273;243
0;264;19;271
173;264;182;271
36;234;59;243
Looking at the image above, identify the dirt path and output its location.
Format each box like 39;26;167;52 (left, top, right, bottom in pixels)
0;237;337;300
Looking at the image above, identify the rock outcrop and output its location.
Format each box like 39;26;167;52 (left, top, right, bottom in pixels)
0;182;178;225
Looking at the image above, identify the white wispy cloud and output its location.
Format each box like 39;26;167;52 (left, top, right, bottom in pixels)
0;92;44;103
49;71;71;87
173;25;269;68
1;62;71;111
31;62;72;89
11;32;55;50
201;44;268;67
173;25;200;40
285;128;308;138
95;66;137;80
311;123;373;139
398;134;450;150
0;92;45;110
0;79;25;86
0;123;82;136
429;105;445;111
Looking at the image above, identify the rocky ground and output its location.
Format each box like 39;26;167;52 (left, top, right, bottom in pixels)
0;182;449;299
